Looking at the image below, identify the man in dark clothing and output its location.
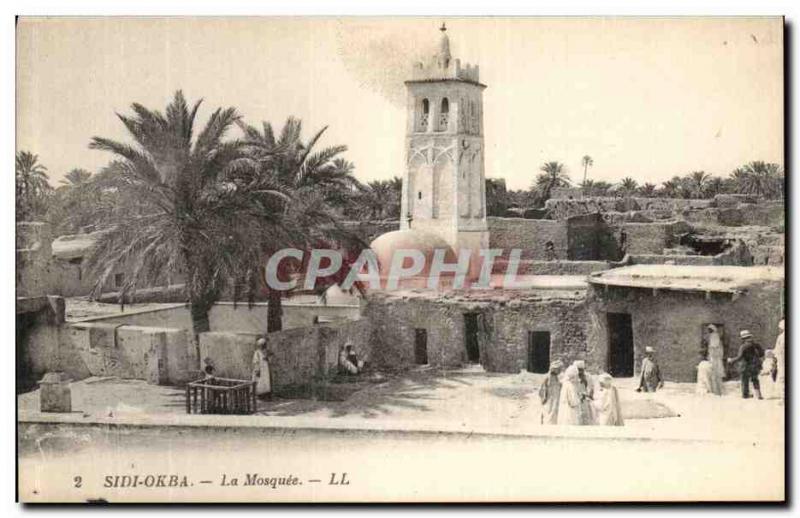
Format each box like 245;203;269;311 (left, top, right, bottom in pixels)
727;330;765;399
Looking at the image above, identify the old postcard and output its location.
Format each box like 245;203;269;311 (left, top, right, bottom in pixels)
15;16;785;503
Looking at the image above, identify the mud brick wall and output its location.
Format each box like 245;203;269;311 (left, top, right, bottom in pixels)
77;302;360;334
545;197;714;220
492;259;612;276
586;279;783;382
63;323;190;385
363;293;592;374
487;299;591;372
619;222;673;255
199;318;372;394
566;214;602;260
488;217;568;259
364;294;470;369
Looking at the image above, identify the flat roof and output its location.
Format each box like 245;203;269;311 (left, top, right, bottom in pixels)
588;265;784;294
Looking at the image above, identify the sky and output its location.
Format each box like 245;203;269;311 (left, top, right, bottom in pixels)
17;17;784;190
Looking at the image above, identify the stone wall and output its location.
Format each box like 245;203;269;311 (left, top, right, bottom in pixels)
363;292;591;374
619;222;673;255
76;302;361;334
487;215;604;260
586;280;783;382
545;197;714;220
488;217;568;259
492;259;612;276
567;214;602;260
61;322;191;385
198;318;372;394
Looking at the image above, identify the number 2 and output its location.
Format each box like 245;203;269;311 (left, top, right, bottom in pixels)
73;476;82;488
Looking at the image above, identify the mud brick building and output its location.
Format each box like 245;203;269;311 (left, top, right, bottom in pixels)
585;265;784;381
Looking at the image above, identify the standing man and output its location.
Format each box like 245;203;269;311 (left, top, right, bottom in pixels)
728;330;765;399
574;360;595;425
538;360;563;425
636;347;664;393
252;338;273;401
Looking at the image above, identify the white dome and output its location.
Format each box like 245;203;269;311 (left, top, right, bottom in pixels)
369;229;456;277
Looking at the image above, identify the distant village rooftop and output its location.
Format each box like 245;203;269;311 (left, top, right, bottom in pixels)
588;265;784;294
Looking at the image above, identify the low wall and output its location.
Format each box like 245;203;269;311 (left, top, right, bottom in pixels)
76;302;361;334
62;322;191;385
492;260;612;276
198;319;372;394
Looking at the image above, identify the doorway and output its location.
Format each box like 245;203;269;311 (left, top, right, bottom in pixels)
463;313;480;363
527;331;551;373
414;328;428;365
607;312;634;377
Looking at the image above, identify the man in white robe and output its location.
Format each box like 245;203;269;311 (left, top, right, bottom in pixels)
557;365;583;425
538;360;563;425
252;338;273;400
594;373;624;426
706;325;725;394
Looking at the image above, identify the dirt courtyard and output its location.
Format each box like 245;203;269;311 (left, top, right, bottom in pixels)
18;366;784;443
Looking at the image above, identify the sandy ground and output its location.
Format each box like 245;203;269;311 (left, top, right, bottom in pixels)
18;367;784;441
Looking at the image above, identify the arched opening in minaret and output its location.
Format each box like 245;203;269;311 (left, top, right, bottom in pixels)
438;98;449;131
419;98;430;131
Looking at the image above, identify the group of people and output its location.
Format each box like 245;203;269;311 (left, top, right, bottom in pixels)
538;360;624;427
696;321;786;400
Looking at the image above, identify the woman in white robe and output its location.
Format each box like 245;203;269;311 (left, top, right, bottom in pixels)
696;357;716;395
706;325;725;394
759;350;778;399
556;365;583;425
594;373;624;426
252;338;272;400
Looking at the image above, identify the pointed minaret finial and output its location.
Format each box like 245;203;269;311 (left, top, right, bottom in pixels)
440;22;447;33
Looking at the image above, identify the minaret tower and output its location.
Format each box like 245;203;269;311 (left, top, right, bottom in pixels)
400;23;489;273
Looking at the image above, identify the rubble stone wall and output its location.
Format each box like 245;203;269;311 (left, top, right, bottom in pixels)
363;293;592;374
586;280;783;382
198;318;371;394
76;302;361;333
488;217;568;259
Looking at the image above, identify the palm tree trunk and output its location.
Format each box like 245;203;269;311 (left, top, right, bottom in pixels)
267;289;283;333
190;301;211;336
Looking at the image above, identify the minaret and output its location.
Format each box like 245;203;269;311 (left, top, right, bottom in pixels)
400;24;489;276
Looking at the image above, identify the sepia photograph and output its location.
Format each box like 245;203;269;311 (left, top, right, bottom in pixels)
14;15;786;503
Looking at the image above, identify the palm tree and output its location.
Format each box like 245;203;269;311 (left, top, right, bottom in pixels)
237;117;366;332
581;155;593;194
703;176;726;198
16;151;52;220
59;168;93;187
660;177;680;198
87;90;272;340
360;178;402;220
729;161;784;198
532;161;571;206
618;177;638;197
688;171;711;198
638;182;657;197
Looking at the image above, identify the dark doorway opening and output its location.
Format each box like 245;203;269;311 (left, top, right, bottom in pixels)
527;331;551;373
463;313;480;363
607;312;634;377
414;328;428;365
16;312;37;393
